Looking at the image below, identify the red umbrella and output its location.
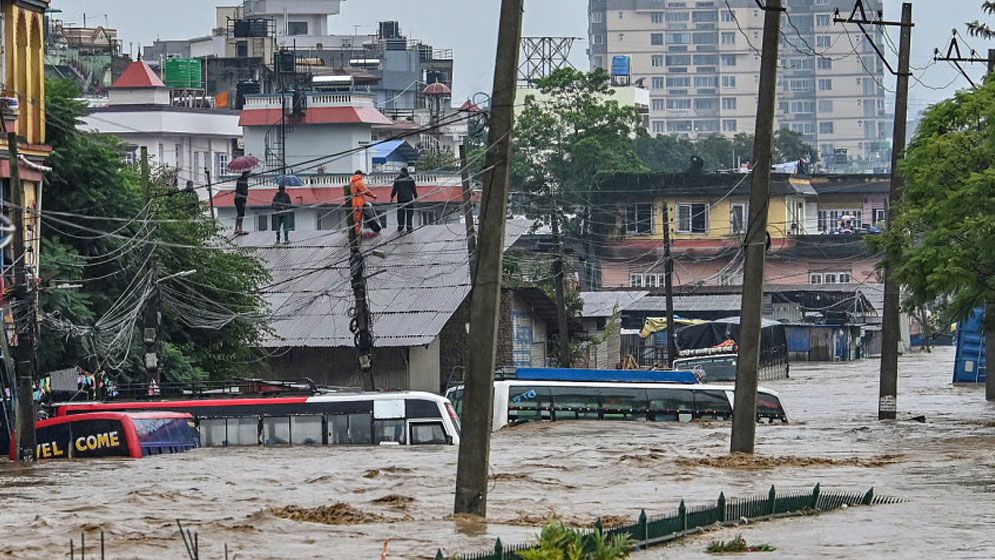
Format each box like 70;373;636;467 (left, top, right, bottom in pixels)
227;155;262;173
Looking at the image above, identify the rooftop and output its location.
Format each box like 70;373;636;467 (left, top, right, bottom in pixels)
112;60;166;89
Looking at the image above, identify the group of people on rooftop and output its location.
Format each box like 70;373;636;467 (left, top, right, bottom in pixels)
231;168;419;243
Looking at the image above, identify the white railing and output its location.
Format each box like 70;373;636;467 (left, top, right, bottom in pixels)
247;172;464;188
242;93;375;110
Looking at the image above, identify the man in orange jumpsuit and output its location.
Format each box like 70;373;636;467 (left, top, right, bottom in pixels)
350;170;379;235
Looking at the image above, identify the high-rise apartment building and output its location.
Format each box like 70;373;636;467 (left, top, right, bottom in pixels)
589;0;889;169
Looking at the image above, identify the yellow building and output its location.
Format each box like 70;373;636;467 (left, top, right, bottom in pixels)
2;0;50;277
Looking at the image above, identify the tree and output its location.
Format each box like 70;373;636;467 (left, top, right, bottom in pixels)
39;79;269;383
413;146;460;172
633;134;694;172
773;129;819;163
874;77;995;397
632;130;815;172
967;2;995;38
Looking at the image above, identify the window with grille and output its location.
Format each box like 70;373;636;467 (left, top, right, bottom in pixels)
677;203;708;233
624;204;655;235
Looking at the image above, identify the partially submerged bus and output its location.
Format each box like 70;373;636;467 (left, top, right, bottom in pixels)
672;354;738;383
53;391;460;447
447;377;786;431
9;412;199;460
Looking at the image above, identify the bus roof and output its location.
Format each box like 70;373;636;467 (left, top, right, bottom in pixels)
511;368;699;384
480;379;780;396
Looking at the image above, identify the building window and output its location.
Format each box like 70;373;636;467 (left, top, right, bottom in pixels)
666;12;690;23
591;11;604;23
666;98;692;110
652;54;664;67
630;273;663;288
721;10;735;22
818;57;832;70
722;98;737;110
816;14;832;26
816;35;831;48
652;99;665;111
818;78;833;91
677;203;708;233
819;122;834;134
810;271;853;285
651;12;664;23
873;208;886;225
593;34;604;44
257;214;269;232
666;76;691;88
730;203;746;234
651;33;664;45
694;54;719;65
722;119;737;132
721;54;737;66
693;76;718;88
666;32;691;45
721;31;736;45
722;75;736;88
667;54;692;65
652;120;666;134
651;76;665;89
694;98;716;110
287;21;309;36
817;210;863;232
625;203;655;235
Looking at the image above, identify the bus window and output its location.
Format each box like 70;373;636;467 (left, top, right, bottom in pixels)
693;390;733;419
756;393;786;422
448;389;464;416
646;388;694;421
328;413;372;445
550;387;600;420
374;419;406;445
291;416;323;445
199;419;227;447
599;388;649;420
405;399;443;419
507;385;552;424
229;417;260;446
262;417;291;445
409;422;448;445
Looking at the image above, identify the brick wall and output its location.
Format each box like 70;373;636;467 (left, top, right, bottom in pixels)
438;300;470;393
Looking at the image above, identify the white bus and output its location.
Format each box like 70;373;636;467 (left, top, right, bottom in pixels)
446;381;786;431
54;391;461;447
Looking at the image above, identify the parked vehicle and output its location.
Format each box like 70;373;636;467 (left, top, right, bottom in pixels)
672;354;738;383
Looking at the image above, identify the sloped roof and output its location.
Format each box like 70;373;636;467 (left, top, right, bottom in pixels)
112;61;167;89
371;140;419;164
623;294;743;313
580;291;648;318
235;220;532;348
239;106;392;126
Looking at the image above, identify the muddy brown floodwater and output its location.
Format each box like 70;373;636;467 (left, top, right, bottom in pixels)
2;347;993;559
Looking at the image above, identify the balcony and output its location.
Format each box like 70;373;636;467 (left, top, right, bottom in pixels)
230;172;464;189
242;92;376;110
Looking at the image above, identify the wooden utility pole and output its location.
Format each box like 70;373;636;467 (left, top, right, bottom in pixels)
730;0;782;455
454;0;524;517
458;144;477;281
661;202;678;367
550;208;571;368
877;3;912;420
344;181;376;392
7;130;37;462
204;166;216;220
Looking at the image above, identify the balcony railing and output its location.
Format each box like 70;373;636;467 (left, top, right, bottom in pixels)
242;92;375;110
233;172;464;189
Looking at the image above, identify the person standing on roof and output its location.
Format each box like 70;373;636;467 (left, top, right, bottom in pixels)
350;170;380;235
234;170;250;235
271;184;293;244
390;167;418;233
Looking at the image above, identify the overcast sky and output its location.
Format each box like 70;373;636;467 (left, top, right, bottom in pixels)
52;0;985;113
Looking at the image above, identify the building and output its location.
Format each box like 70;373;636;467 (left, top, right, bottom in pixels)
230;220;556;391
1;0;52;281
588;0;889;170
79;60;242;189
43;17;127;95
212;171;469;234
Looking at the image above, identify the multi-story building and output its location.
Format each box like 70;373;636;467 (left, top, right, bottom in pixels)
588;0;889;170
2;0;51;280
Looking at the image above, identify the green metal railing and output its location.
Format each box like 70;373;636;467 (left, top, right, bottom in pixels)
436;484;902;560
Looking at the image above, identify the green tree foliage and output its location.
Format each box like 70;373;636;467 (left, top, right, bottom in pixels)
39;79;269;381
874;77;995;324
967;2;995;39
518;523;634;560
634;130;817;172
413;147;460;172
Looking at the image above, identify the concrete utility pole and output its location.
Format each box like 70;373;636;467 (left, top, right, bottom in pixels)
7;129;37;462
454;0;524;517
661;202;678;367
344;182;377;392
550;208;571;368
139;147;162;390
458;144;477;282
730;0;782;455
877;3;912;420
204;166;216;220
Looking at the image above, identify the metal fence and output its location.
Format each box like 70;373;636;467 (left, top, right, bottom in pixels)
436;484;901;560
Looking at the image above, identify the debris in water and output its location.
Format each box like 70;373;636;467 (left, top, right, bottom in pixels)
676;453;904;470
371;495;415;509
271;503;389;525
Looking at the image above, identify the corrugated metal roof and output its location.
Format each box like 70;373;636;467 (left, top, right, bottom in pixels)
236;220;532;348
623;294;743;313
580;291;648;317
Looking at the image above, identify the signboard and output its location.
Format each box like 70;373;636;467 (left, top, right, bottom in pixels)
611;55;631;87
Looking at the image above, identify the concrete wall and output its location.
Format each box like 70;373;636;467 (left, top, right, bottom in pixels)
264;346;410;390
408;337;440;393
242;123;371;175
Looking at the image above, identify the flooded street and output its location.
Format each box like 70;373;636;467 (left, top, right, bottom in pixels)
2;347;993;559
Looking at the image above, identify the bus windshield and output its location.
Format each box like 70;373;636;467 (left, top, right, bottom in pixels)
674;355;738;382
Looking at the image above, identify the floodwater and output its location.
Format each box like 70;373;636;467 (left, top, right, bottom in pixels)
1;347;993;559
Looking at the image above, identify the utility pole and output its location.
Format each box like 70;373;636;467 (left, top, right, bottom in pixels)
454;0;524;517
7;129;37;462
139;147;161;390
730;0;782;455
458;144;477;281
204;166;216;220
344;182;376;392
550;207;571;368
661;202;678;367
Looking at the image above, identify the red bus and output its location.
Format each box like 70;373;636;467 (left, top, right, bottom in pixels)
9;411;199;460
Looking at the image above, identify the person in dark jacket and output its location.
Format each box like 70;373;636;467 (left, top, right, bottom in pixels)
390;167;418;232
234;171;250;235
271;185;293;244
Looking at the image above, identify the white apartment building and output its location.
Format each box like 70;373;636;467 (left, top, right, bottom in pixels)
588;0;889;169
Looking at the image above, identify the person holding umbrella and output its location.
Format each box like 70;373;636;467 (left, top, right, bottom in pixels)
234;170;250;235
271;185;293;244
